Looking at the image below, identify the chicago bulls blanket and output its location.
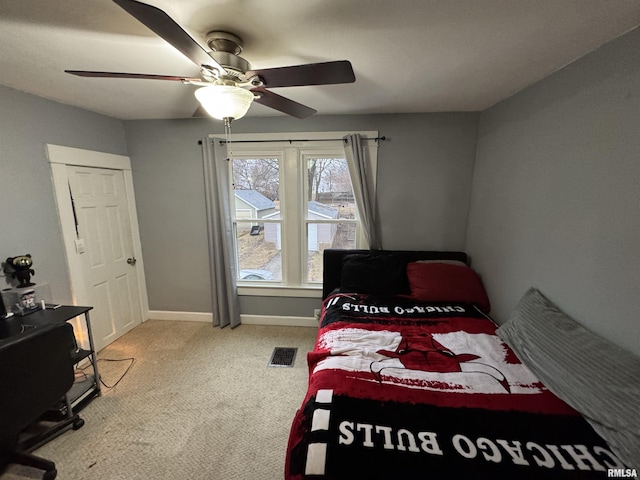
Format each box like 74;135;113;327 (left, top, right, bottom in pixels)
285;293;625;479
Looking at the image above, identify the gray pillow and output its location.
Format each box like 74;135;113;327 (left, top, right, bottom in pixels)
497;288;640;467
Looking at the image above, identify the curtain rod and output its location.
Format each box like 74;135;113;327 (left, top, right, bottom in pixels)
216;136;385;145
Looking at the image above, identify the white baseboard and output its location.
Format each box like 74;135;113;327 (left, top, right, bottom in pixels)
241;314;317;327
148;310;213;322
148;310;317;327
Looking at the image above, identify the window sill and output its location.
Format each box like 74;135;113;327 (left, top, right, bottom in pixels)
237;285;322;298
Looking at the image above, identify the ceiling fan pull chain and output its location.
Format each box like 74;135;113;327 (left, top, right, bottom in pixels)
224;117;232;161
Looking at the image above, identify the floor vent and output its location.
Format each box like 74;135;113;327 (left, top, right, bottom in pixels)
268;347;297;367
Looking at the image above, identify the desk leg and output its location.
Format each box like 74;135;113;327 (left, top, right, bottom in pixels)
64;394;74;419
84;311;102;396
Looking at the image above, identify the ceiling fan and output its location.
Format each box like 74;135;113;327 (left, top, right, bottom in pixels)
65;0;356;121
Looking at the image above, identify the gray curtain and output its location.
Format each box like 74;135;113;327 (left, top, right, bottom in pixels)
202;138;241;328
343;133;381;250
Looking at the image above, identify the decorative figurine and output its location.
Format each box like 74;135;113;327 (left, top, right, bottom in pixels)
5;254;36;288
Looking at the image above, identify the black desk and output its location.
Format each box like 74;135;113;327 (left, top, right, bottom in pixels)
19;305;92;328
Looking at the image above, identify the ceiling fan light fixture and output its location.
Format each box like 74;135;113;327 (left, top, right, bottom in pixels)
195;85;254;121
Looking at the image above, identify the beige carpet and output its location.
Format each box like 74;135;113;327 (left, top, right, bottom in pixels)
2;320;316;480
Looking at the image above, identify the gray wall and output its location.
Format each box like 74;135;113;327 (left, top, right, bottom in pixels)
0;84;127;303
123;113;479;316
465;28;640;355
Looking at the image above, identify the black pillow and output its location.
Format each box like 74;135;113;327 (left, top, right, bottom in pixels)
339;253;410;295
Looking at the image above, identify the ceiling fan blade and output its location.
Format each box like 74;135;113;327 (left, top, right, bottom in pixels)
193;105;209;118
247;60;355;88
112;0;225;74
251;88;316;119
65;70;201;82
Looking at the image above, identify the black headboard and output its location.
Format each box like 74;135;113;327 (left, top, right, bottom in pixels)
322;249;468;299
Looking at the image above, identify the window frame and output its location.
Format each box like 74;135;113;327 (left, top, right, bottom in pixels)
219;131;378;298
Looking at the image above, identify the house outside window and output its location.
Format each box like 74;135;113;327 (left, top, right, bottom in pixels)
227;131;378;295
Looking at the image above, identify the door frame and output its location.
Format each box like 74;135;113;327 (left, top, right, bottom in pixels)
47;144;149;341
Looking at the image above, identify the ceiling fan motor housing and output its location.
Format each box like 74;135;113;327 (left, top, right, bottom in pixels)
206;31;243;54
209;51;250;78
206;31;249;78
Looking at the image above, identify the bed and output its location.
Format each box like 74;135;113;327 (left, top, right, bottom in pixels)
285;249;633;479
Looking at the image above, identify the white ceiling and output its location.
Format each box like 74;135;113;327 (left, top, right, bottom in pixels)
1;0;638;120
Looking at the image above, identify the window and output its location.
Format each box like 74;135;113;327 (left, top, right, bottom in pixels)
227;132;377;294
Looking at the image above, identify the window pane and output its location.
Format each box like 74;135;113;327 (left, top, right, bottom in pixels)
235;221;282;281
306;222;356;283
306;157;355;220
232;157;281;282
232;158;280;220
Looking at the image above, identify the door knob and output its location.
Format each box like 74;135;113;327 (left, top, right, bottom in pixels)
127;257;137;266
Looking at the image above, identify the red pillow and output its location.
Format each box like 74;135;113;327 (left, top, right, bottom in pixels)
406;262;491;313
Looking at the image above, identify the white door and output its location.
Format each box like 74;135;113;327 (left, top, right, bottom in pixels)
67;165;143;351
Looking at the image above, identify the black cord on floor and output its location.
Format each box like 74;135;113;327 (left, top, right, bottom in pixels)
82;357;136;389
